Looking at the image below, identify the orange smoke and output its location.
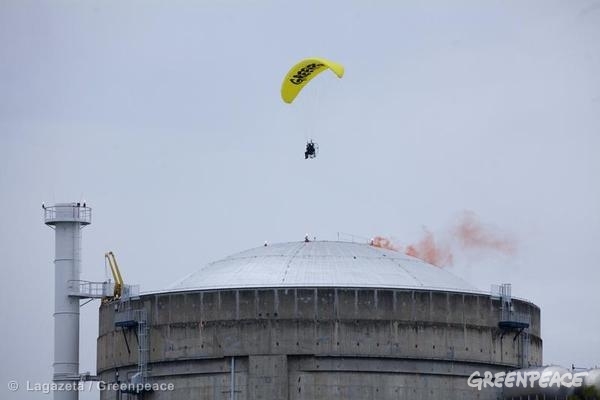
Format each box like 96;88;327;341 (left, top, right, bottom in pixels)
371;211;516;267
405;229;454;267
370;236;399;251
453;211;516;256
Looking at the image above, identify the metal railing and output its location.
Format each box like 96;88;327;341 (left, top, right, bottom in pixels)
491;283;512;300
114;308;146;326
500;309;532;325
336;232;371;243
68;280;111;298
121;284;140;300
44;205;91;224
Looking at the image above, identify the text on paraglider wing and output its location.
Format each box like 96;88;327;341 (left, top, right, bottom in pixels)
289;63;325;85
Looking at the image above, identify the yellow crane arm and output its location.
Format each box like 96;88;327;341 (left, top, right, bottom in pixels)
105;251;124;299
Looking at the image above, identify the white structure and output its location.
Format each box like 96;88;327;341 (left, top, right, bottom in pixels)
44;203;91;400
168;241;479;293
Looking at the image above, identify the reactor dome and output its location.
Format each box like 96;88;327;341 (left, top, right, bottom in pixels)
168;241;479;293
99;239;542;400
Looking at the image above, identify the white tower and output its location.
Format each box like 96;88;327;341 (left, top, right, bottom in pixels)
44;203;91;400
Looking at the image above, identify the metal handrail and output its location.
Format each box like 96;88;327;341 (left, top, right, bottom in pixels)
122;284;140;300
68;280;111;298
114;308;147;325
147;285;538;306
500;309;531;324
44;205;91;224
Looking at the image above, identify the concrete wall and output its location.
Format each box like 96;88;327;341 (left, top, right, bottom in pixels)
97;288;542;400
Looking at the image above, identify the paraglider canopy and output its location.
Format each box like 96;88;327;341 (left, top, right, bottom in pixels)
281;57;344;104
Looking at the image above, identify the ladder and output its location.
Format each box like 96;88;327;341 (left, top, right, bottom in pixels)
136;309;149;382
114;303;149;390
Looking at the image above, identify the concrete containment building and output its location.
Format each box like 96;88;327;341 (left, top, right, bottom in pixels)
97;241;542;400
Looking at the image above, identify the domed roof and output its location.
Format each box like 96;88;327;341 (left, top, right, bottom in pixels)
167;241;479;293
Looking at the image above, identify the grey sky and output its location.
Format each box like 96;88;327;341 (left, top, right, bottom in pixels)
1;1;599;398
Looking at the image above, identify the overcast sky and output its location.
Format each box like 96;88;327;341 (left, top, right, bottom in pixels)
1;1;599;399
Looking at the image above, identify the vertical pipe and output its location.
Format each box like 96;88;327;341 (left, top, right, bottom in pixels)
230;356;235;400
53;222;81;399
45;203;91;400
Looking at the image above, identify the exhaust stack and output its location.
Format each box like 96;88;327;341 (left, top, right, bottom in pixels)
44;202;91;400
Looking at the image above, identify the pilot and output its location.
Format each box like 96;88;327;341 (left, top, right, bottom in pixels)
305;141;316;159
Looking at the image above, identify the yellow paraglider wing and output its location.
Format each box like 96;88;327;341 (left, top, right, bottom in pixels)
281;57;344;104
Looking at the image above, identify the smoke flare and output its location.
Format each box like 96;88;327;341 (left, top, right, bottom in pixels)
370;236;399;251
405;229;454;267
371;211;516;267
453;211;517;256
